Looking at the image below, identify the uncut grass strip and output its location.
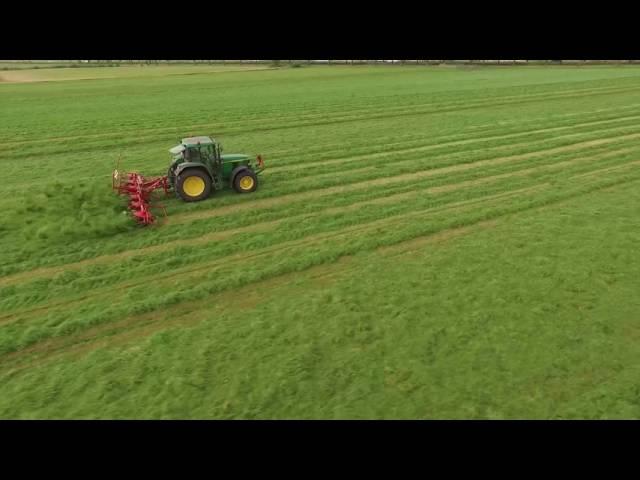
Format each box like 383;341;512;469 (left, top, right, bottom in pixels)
266;129;640;192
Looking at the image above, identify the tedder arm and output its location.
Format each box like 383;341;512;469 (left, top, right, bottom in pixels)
112;168;170;226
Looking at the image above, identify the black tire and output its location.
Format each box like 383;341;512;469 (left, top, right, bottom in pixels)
175;169;212;202
233;168;258;194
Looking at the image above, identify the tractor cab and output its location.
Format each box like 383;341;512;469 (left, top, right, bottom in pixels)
174;136;220;162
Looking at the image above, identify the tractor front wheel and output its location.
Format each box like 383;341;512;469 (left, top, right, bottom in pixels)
176;169;212;202
233;169;258;194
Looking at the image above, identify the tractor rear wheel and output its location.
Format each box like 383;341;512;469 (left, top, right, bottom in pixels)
176;169;212;202
233;169;258;194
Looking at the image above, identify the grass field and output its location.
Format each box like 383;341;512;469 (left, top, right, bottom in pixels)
1;64;640;419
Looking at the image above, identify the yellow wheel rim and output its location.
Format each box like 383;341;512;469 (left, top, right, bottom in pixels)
183;176;206;197
239;175;255;190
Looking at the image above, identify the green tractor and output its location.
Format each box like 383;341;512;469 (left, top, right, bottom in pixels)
167;136;265;202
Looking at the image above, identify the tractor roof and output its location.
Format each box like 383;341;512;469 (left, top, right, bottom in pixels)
182;136;214;147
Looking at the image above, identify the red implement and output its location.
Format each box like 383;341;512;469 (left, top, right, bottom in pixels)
113;169;170;226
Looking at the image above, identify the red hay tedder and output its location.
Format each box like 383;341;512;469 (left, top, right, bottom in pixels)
112;169;170;226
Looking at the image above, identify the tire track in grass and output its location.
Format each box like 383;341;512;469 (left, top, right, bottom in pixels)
5;171;640;373
1;142;635;292
571;161;640;179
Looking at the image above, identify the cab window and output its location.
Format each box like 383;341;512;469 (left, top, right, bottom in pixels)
185;148;201;162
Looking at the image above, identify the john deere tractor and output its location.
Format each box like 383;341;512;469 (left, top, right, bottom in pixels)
167;136;265;202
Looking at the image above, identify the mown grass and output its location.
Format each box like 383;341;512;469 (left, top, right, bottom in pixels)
1;65;640;418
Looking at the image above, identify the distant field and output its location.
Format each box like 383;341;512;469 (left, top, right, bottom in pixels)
0;63;273;83
0;61;77;69
1;64;640;419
